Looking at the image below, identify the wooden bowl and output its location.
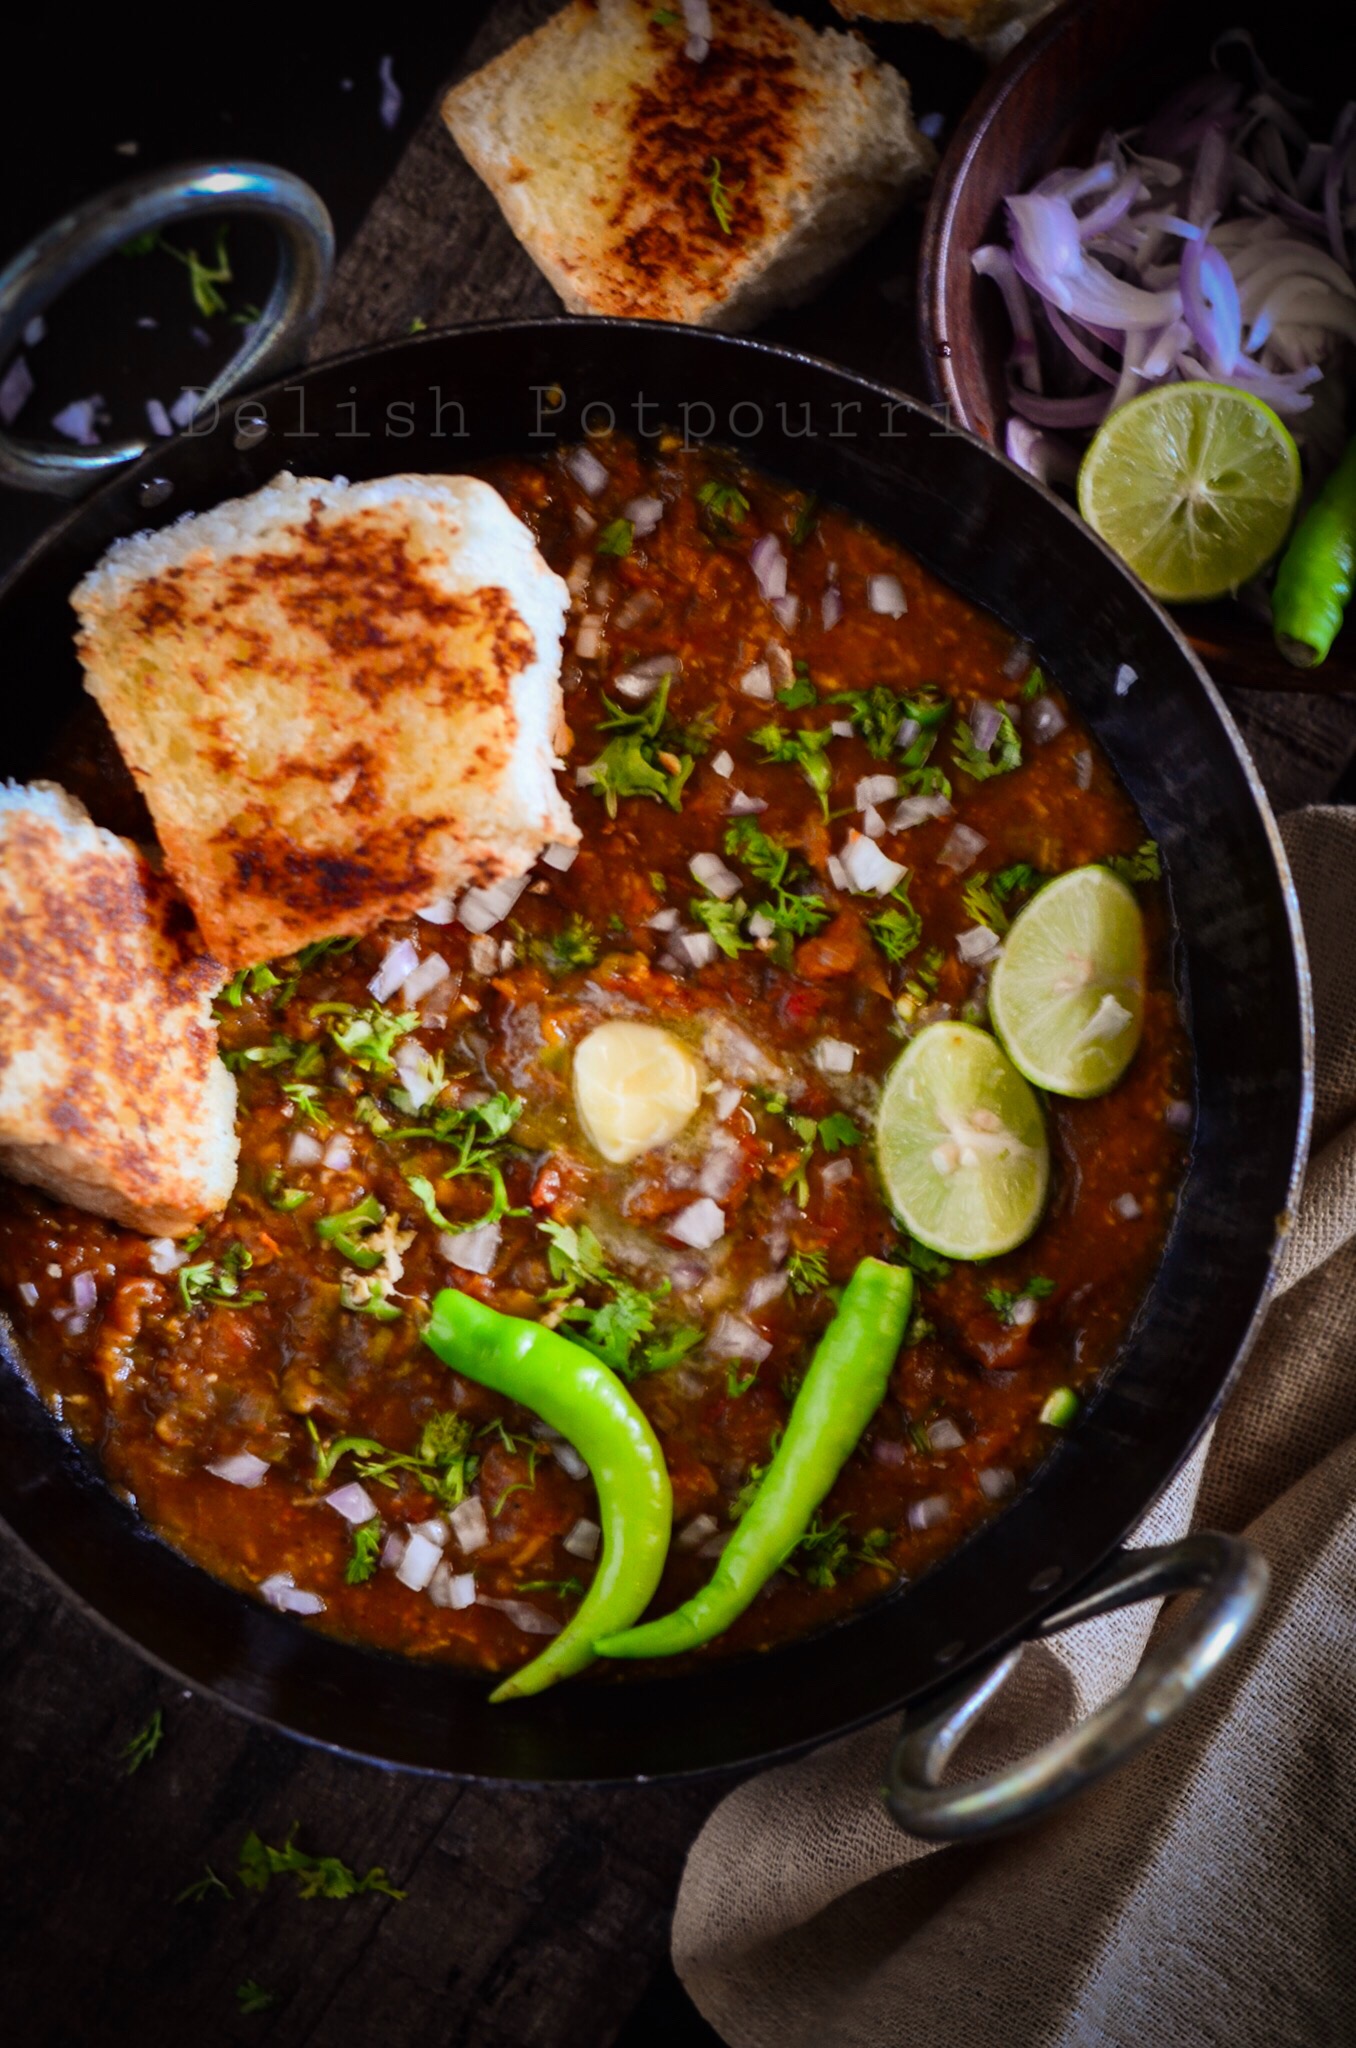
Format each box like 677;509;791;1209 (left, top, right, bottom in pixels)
918;0;1356;693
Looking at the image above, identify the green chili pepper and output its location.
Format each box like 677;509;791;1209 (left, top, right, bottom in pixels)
422;1290;672;1702
595;1256;912;1662
1273;433;1356;669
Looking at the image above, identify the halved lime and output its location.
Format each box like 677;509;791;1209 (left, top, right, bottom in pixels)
1077;382;1300;602
876;1021;1049;1261
989;866;1144;1098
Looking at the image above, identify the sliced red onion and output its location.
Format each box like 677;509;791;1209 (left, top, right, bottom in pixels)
208;1451;271;1489
957;926;1002;966
839;831;907;895
690;852;742;901
567;445;608;496
740;661;774;700
0;356;33;424
438;1222;501;1275
926;1417;965;1452
677;1513;720;1552
821;583;844;631
979;1467;1016;1502
1112;1192;1143;1220
892;793;953;829
479;1598;561;1636
1027;695;1068;744
260;1571;325;1616
1165;1098;1193;1132
908;1493;951;1532
971;245;1043;390
968;701;1003;754
749;535;788;603
554;1442;589;1481
939;824;988;872
459;872;529;934
417;894;457;925
70;1269;98;1312
1008;387;1113;430
288;1130;325;1168
647;906;681;932
322;1133;353;1171
709;1313;772;1364
770;595;800;632
856;773;899;810
396;1529;443;1592
325;1481;378;1524
711;749;734;778
745;1271;788;1311
1114;663;1138;696
563;1517;601;1561
429;1564;477;1610
727;790;767;817
867;573;908;618
1008;193;1184;329
624;494;665;536
680;930;718;970
1005;418;1081;487
813;1037;856;1075
820;1157;854;1190
669;1197;725;1249
17;1281;38;1307
402;953;450;1005
450;1497;489;1552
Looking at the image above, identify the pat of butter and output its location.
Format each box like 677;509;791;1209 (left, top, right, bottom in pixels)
572;1020;704;1166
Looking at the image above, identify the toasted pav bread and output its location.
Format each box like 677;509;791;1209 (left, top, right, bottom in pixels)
442;0;934;330
0;782;238;1236
72;473;576;970
830;0;1055;47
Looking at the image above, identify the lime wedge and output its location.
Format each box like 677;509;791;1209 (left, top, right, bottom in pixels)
1077;382;1300;602
989;866;1144;1098
876;1022;1049;1261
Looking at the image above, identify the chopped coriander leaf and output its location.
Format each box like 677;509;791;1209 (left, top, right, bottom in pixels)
961;872;1010;935
341;1276;402;1322
994;861;1042;901
476;1418;534;1457
690;895;750;959
842;684;905;761
652;5;681;19
307;1412;478;1509
1020;665;1047;700
404;1172;453;1231
751;721;834;819
519;1576;587;1599
354;1095;393;1136
789;494;818;546
786;1247;829;1295
221;1031;311;1073
905;1304;936;1346
539;1219;686;1379
388;1094;525;1234
237;1824;405;1902
707;155;735;235
785;1513;890;1587
869;898;922;965
218;962;281;1009
293;935;359;972
120;1708;164;1774
696;478;750;535
818;1112;861;1152
517;913;601;975
281;1080;329;1125
312;1001;418;1074
777;663;817;709
726;1364;759;1397
316;1194;386;1270
237;1981;275;2017
177;1866;232;1905
722;819;829;938
645;1323;703;1371
596;516;633;557
492;1443;543;1517
125;225;234;318
904;946;944;1004
983;1275;1054;1324
901;1234;952;1280
345;1520;384;1586
585;677;694;817
776;1110;860;1206
179;1242;265;1311
1105;839;1162;886
730;1446;775;1521
953;706;1022;781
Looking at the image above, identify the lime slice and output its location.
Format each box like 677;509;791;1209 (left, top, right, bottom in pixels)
876;1021;1049;1261
989;866;1144;1098
1077;382;1300;602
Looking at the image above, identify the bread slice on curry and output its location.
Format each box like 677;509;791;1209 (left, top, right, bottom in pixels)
72;473;575;970
442;0;934;330
0;781;238;1236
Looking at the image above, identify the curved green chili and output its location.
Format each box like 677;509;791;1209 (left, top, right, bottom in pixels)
595;1256;913;1663
422;1290;672;1702
1273;433;1356;669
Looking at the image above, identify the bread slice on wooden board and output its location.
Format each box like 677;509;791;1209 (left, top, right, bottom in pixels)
442;0;935;330
72;473;576;971
0;782;238;1236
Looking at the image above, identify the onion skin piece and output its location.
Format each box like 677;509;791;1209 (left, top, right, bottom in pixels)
1273;434;1356;668
422;1291;671;1702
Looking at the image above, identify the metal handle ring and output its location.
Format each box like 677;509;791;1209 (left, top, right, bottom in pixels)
0;160;334;499
885;1531;1269;1842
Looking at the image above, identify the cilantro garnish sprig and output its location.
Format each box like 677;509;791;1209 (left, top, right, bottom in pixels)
583;677;695;817
306;1412;478;1510
539;1220;699;1380
751;722;835;819
953;704;1023;781
178;1241;265;1312
723;818;829;940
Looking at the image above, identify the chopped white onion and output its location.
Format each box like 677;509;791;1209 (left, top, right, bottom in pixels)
680;931;718;969
856;773;899;811
1009;1295;1040;1328
325;1481;378;1524
820;1157;854;1189
70;1270;98;1311
708;1313;771;1363
690;852;742;901
839;831;907;895
625;493;665;535
566;553;592;599
727;790;767;817
868;573;908;617
1076;993;1134;1043
542;841;579;872
449;1497;489;1553
613;653;676;701
908;1493;950;1532
396;1530;443;1592
957;926;1003;965
1073;750;1094;791
862;805;885;840
711;749;734;778
438;1222;501;1275
677;1513;719;1552
554;1441;589;1481
564;1517;601;1561
0;356;34;425
468;935;500;976
770;594;800;632
926;1417;965;1452
1003;642;1031;680
401;952;450;1004
822;583;844;631
415;1515;449;1549
668;1197;726;1249
1165;1098;1192;1132
567;445;609;495
939;823;988;872
1114;663;1138;696
979;1467;1016;1501
969;700;1003;754
749;534;788;602
892;793;953;829
480;1598;561;1636
260;1571;325;1616
322;1134;353;1171
681;0;713;60
208;1451;271;1489
647;906;681;932
394;1039;441;1111
740;662;774;700
288;1130;325;1167
748;909;777;940
714;1084;742;1119
896;716;920;751
380;1530;407;1571
146;1237;186;1274
369;937;420;1002
814;1037;856;1074
429;1563;478;1609
17;1281;38;1307
575;613;603;660
1027;695;1068;745
830;719;855;739
1112;1192;1143;1220
417;894;457;925
745;1271;788;1311
826;854;849;890
458;872;529;934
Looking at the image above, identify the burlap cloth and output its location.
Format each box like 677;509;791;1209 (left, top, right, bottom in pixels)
673;807;1356;2048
